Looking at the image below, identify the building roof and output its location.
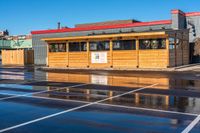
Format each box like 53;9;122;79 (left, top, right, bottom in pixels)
31;9;200;35
75;19;140;28
171;9;200;17
31;20;171;35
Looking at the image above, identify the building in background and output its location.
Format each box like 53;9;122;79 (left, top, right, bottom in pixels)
0;32;33;65
31;9;200;67
0;34;32;50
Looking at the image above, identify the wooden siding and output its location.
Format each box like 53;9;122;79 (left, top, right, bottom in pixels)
46;30;189;69
112;50;137;68
48;52;68;67
169;41;189;67
139;50;168;68
169;49;175;67
68;52;88;68
2;49;34;65
48;48;173;69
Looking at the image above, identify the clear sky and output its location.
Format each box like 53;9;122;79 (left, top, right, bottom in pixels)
0;0;200;35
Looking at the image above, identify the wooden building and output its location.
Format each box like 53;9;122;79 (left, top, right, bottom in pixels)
1;35;34;66
42;29;189;69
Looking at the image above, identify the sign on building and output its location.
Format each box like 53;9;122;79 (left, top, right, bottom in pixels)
91;52;107;63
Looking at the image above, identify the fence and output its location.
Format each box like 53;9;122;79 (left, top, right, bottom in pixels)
2;49;34;65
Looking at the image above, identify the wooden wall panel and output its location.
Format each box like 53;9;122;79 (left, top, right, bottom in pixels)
176;45;183;66
68;52;88;68
139;50;168;68
48;52;68;67
183;42;189;65
25;50;34;64
2;50;24;65
112;50;137;68
169;49;175;67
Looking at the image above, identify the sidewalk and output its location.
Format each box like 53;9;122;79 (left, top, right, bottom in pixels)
39;63;200;73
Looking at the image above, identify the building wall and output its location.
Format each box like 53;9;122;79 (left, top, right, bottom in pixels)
32;24;171;65
186;16;200;42
171;11;186;30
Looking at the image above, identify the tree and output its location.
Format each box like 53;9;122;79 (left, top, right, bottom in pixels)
194;38;200;56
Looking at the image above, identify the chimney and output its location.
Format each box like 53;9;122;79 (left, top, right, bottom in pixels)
171;9;186;29
57;22;61;29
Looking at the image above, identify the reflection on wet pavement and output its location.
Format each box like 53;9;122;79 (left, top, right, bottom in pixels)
8;104;198;133
0;66;200;132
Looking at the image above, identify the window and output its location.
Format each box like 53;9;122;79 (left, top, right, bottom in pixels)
169;38;175;49
113;40;136;50
69;42;87;52
90;41;110;51
139;38;166;49
49;43;66;52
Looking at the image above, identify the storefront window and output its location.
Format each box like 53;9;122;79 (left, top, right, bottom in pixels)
49;43;66;52
69;42;87;52
139;38;166;49
90;41;110;51
113;40;136;50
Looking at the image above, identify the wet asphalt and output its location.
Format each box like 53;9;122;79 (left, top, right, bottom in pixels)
0;66;200;133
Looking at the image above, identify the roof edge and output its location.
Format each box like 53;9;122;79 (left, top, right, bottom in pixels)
31;20;171;35
171;9;200;17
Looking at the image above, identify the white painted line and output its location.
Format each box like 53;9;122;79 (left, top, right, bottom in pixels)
0;86;198;117
28;95;198;116
0;83;87;101
0;83;158;133
181;115;200;133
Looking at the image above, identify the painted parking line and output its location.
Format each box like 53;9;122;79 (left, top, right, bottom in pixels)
0;83;87;101
1;91;199;117
0;91;197;117
0;83;158;133
181;115;200;133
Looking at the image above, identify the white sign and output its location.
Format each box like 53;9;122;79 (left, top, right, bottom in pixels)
91;52;107;63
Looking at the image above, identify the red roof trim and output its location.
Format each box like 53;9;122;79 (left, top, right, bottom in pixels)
171;9;200;17
185;12;200;17
171;9;185;16
31;20;172;35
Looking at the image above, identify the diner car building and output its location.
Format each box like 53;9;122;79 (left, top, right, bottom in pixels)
31;9;200;68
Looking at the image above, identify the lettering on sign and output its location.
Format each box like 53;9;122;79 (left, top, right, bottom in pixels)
91;52;107;63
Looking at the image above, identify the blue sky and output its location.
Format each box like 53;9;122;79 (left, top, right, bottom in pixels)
0;0;200;35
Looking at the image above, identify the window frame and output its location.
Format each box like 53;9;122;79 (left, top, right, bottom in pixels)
49;43;66;52
112;39;136;50
89;41;110;51
68;42;87;52
139;38;167;50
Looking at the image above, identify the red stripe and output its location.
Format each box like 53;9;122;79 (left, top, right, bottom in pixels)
185;12;200;17
31;20;172;35
171;9;185;16
171;9;200;17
